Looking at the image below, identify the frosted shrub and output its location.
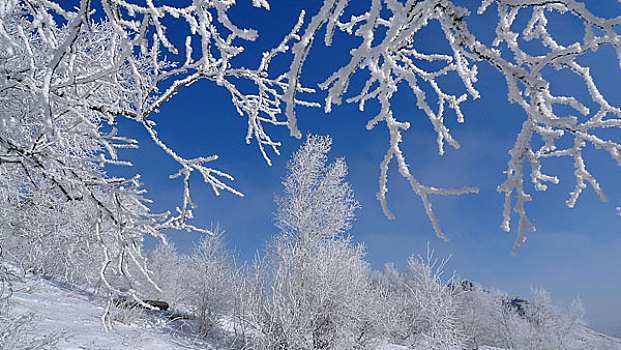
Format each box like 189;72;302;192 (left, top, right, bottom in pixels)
377;252;464;350
146;243;192;311
186;232;236;337
455;285;588;350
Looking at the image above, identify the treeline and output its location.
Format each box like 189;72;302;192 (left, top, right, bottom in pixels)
137;232;593;350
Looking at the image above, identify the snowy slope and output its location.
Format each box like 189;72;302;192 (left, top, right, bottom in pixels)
4;275;212;350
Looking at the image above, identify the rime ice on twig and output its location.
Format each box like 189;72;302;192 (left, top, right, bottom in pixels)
284;0;621;252
475;0;621;254
288;0;481;241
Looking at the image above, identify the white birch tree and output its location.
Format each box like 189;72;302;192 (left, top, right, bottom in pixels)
249;135;382;350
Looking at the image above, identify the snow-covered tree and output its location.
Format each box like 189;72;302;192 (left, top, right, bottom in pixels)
186;230;236;337
1;196;106;286
454;285;590;350
248;135;383;350
1;8;161;299
0;0;308;306
520;288;586;350
146;243;192;310
452;282;501;348
257;234;382;350
275;134;358;241
376;252;464;350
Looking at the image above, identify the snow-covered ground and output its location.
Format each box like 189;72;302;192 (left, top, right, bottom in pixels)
2;274;620;350
3;275;215;350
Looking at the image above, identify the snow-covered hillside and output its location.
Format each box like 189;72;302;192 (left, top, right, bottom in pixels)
2;274;620;350
2;274;218;350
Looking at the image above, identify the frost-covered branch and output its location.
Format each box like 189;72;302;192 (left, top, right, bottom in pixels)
470;0;621;253
289;0;481;241
0;0;315;309
285;0;621;252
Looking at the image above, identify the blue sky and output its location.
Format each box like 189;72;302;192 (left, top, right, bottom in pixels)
111;0;621;337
